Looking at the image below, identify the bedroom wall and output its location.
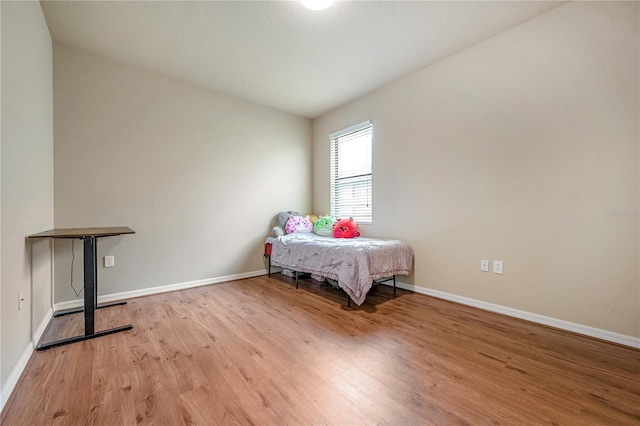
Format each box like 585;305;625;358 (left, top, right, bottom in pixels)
1;1;54;405
53;44;311;303
312;1;639;338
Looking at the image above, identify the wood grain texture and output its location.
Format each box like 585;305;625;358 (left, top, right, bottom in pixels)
28;227;135;239
2;275;639;425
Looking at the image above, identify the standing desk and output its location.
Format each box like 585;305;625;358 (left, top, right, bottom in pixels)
28;227;135;351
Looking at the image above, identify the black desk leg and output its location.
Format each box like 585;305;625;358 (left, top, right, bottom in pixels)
37;235;133;351
84;236;96;336
53;300;128;317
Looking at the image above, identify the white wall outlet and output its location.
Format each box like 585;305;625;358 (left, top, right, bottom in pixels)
480;259;489;272
18;291;25;310
104;255;115;268
493;260;503;274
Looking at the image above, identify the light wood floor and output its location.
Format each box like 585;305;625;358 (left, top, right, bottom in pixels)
2;275;639;425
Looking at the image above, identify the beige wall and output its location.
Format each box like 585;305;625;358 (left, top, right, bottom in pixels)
312;1;639;337
53;45;311;303
1;0;54;392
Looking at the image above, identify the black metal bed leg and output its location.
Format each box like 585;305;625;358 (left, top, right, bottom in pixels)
295;272;299;289
347;294;351;308
264;255;270;276
393;275;396;295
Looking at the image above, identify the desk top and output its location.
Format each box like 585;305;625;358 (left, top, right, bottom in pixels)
28;227;135;239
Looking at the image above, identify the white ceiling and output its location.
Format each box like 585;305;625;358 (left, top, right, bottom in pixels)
41;1;565;118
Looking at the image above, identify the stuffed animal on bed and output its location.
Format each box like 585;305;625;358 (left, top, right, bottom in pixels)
285;215;313;234
272;211;299;237
333;217;360;238
313;215;336;237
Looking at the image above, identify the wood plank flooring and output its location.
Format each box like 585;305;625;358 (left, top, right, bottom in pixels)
2;275;639;425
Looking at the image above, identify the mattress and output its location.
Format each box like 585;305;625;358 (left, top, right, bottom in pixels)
268;233;414;305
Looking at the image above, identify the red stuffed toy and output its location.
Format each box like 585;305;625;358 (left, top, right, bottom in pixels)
333;218;360;238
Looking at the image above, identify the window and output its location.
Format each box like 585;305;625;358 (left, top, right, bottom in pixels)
330;120;372;224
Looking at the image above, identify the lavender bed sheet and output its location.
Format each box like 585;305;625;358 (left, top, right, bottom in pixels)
268;233;414;305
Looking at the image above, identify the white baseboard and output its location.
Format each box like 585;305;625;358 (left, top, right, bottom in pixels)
54;270;267;311
0;344;33;411
385;281;640;349
33;307;53;349
0;307;53;412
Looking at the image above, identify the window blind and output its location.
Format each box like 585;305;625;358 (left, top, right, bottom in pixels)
330;121;372;224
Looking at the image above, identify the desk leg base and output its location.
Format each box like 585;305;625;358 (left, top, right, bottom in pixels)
36;324;133;351
53;301;129;318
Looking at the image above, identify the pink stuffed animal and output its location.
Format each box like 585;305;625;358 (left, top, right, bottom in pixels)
285;216;313;234
333;218;360;238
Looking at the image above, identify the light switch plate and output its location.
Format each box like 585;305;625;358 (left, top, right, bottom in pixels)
493;260;503;274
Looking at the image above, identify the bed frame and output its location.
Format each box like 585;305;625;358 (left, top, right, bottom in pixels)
265;242;398;307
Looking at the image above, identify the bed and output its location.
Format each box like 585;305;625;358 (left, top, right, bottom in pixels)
265;233;414;306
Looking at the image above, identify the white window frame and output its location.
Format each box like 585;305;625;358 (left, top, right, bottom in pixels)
330;120;373;224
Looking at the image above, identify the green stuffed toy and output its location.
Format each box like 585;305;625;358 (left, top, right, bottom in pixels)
313;215;336;237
